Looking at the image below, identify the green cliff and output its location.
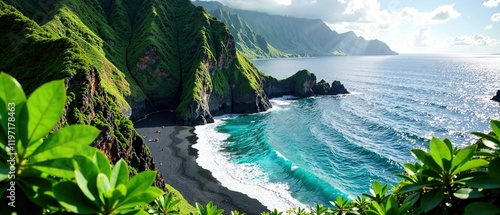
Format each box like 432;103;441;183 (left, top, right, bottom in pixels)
193;1;399;57
0;0;275;189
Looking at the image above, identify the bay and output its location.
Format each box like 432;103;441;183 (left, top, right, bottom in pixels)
194;54;500;211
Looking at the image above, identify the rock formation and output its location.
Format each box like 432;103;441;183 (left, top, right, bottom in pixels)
492;90;500;102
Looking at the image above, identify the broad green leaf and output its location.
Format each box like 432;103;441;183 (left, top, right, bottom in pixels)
398;181;440;193
18;176;59;209
471;132;500;150
54;181;100;214
489;158;500;179
117;187;164;210
108;184;127;208
453;159;488;175
420;169;442;179
0;73;26;145
420;188;444;212
453;188;485;199
462;175;500;189
464;202;500;215
411;149;442;172
73;155;100;203
451;145;477;174
0;161;9;182
110;159;128;188
29;157;75;178
28;125;100;159
121;209;149;215
403;163;417;176
126;170;157;196
403;192;419;205
97;173;111;202
31;145;96;163
93;151;112;177
21;80;66;147
394;174;416;183
490;120;500;137
429;137;450;171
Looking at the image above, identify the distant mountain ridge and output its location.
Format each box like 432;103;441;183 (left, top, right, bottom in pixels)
193;1;398;58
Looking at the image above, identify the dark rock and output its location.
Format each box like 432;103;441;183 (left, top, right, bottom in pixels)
492;90;500;102
263;69;317;98
313;79;331;95
329;80;349;95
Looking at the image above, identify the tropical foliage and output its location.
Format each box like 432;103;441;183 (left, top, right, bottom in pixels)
1;73;500;214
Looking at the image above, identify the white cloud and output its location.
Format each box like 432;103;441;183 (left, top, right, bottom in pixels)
485;25;493;30
412;28;440;47
448;35;499;46
402;4;460;25
492;13;500;22
483;0;500;7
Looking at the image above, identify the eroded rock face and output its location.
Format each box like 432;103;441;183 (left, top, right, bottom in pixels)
65;67;166;190
264;69;317;98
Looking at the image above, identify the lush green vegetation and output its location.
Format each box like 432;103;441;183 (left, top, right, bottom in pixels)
193;1;398;57
2;72;500;215
210;8;288;59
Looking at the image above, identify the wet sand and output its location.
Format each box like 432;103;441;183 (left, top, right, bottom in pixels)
134;111;268;215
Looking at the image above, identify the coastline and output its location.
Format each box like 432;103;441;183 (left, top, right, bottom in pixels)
134;111;268;215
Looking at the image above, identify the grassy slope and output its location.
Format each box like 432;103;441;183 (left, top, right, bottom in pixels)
211;8;287;59
0;0;161;181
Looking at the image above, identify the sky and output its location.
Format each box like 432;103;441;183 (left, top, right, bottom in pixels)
196;0;500;54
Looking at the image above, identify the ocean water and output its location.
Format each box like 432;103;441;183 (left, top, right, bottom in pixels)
194;54;500;211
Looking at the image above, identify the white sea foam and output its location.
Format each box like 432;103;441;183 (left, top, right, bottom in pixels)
193;118;306;212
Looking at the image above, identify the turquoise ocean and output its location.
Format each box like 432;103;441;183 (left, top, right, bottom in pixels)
194;54;500;211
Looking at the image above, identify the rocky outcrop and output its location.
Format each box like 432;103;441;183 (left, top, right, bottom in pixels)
264;69;317;98
265;72;349;98
313;79;349;95
492;90;500;102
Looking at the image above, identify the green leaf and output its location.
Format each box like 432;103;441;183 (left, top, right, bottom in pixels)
121;209;149;215
398;181;440;193
411;149;442;173
93;151;112;177
21;80;66;147
489;158;500;179
126;170;157;197
420;188;444;212
464;202;500;215
18;176;59;209
108;184;127;208
73;155;100;203
0;161;9;182
451;145;477;174
29;157;75;178
0;73;26;143
490;120;500;137
471;132;500;150
453;159;488;175
54;181;100;214
97;173;111;202
117;187;164;210
429;137;451;171
110;159;128;188
453;188;485;199
28;125;100;159
403;192;419;205
461;175;500;189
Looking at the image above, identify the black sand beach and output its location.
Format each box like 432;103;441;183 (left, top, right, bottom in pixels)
134;111;268;215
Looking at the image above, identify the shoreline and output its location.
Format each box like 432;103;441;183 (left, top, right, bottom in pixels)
134;111;268;215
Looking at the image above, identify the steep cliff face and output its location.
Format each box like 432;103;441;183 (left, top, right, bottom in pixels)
193;1;399;57
1;0;274;188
